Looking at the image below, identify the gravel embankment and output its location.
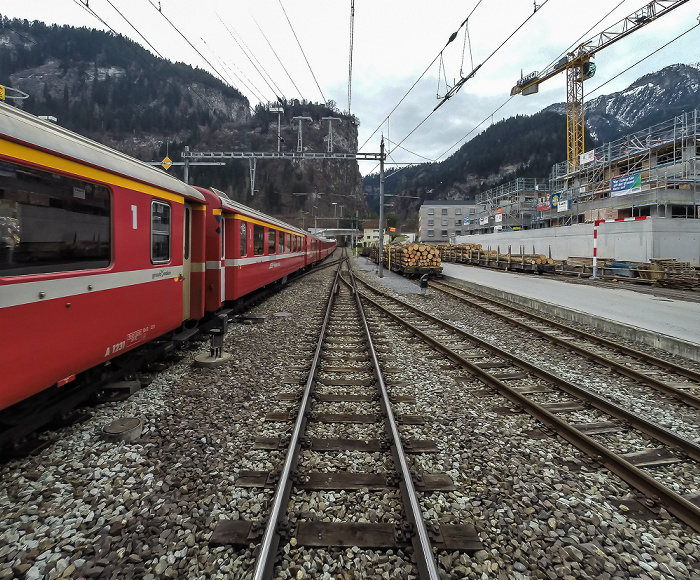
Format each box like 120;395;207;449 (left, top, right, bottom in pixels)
1;255;699;580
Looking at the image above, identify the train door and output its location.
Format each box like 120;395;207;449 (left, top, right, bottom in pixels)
182;204;192;320
220;216;226;303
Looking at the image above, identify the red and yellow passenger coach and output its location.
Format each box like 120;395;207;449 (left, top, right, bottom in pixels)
0;103;207;410
0;103;335;417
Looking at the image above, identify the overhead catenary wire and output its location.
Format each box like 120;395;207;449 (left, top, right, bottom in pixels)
144;0;234;92
360;0;487;151
586;20;700;98
434;0;551;110
216;14;286;104
216;15;279;104
278;0;327;103
69;0;226;117
252;16;305;101
381;0;551;168
435;18;700;164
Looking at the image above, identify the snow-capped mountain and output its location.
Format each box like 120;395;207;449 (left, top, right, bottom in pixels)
544;62;700;144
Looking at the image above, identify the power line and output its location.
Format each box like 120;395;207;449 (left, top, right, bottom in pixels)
103;0;166;61
216;14;281;104
434;0;550;111
144;0;233;91
360;0;487;151
252;16;305;100
586;20;700;98
278;0;327;103
69;0;222;116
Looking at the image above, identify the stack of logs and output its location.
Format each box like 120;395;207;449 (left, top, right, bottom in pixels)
386;243;441;268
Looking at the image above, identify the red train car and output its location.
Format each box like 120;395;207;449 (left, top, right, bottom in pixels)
0;103;207;411
195;187;317;312
0;103;335;417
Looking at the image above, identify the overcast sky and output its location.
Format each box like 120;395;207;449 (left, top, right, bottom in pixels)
2;0;699;175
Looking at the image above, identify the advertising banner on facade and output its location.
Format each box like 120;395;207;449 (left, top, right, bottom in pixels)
537;195;551;211
550;193;560;208
611;174;642;197
479;217;489;225
557;199;571;212
494;213;502;223
580;150;595;165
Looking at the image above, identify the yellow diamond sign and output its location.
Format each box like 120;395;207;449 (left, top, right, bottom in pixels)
0;85;5;101
161;156;173;170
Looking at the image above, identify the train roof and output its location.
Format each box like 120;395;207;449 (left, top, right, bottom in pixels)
0;102;205;203
210;188;316;238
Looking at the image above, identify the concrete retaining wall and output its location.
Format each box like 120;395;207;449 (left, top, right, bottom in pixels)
455;218;700;265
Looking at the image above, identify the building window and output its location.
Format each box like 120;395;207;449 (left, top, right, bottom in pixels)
441;208;448;215
151;200;171;264
441;219;448;226
455;208;462;215
470;208;476;214
455;230;462;235
427;229;434;237
428;209;434;215
455;219;462;226
441;230;448;237
427;219;434;226
0;161;112;276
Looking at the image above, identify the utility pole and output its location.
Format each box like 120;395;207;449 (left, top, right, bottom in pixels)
322;116;341;152
292;116;313;153
270;106;284;153
378;136;385;278
183;145;190;184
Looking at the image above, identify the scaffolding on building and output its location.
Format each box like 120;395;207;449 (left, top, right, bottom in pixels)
472;178;550;233
541;108;700;225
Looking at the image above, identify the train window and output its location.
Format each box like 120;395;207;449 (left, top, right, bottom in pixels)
240;221;247;257
253;224;264;255
0;160;111;276
151;200;171;263
268;229;276;254
286;233;291;252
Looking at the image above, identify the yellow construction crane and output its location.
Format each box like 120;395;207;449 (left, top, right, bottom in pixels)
511;0;689;173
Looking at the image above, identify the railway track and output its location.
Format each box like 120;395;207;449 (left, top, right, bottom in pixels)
427;278;700;408
352;274;700;534
210;261;481;578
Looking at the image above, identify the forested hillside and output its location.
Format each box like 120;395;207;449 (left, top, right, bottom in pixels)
0;16;364;223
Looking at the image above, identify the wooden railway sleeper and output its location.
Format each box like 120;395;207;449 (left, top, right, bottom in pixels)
299;436;312;449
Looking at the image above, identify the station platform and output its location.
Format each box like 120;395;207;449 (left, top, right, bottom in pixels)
441;263;700;363
351;255;699;363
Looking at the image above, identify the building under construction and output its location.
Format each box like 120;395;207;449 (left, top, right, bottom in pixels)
457;108;700;265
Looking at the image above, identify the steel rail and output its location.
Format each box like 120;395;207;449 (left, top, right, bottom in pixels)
354;281;700;533
431;279;700;408
342;269;441;580
356;278;700;460
251;265;343;580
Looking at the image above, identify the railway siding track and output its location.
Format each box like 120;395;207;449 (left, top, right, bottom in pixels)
429;279;700;409
210;263;482;579
353;276;700;534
